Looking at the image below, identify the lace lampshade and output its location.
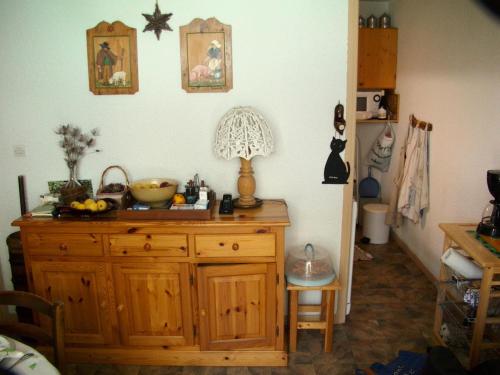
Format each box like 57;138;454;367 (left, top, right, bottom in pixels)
214;106;274;208
214;107;274;160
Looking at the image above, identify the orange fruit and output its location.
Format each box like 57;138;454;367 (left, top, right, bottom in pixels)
172;194;186;204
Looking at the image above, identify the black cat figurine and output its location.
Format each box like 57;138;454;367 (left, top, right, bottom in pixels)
322;136;350;184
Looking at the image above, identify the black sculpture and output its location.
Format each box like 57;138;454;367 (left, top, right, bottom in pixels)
323;137;350;184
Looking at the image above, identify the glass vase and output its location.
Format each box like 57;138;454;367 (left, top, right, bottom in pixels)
59;162;87;204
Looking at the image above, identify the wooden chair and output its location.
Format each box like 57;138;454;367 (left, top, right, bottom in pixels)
0;290;65;373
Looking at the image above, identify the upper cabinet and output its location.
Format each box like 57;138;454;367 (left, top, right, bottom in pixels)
358;28;398;89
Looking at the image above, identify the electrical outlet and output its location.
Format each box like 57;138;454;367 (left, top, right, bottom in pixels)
13;145;26;157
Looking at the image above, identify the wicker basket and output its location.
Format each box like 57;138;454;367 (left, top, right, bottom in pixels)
95;165;131;208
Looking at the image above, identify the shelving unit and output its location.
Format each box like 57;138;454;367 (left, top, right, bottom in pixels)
356;91;399;124
434;223;500;368
357;28;399;124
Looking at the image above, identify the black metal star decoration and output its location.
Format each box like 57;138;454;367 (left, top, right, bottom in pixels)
142;1;173;40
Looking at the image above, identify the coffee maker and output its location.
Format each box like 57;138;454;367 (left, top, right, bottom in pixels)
477;170;500;238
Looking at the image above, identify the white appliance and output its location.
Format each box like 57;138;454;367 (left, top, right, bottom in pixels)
346;199;358;315
356;90;384;120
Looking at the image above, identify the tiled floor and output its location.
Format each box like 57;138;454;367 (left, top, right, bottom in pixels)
67;235;437;375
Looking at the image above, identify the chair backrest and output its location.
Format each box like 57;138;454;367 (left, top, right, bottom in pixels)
0;290;65;373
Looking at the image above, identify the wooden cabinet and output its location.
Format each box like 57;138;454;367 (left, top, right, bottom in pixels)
358;28;398;89
197;263;276;350
113;262;193;346
13;200;289;366
31;261;116;345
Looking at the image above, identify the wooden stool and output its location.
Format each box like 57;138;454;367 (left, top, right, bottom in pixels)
287;278;341;352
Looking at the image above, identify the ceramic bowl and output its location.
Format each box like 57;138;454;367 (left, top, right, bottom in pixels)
129;178;178;207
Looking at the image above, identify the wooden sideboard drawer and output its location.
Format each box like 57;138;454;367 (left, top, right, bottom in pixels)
26;233;103;256
109;234;188;256
195;234;275;257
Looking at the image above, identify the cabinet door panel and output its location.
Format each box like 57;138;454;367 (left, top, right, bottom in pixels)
31;261;116;344
358;28;398;89
197;263;276;350
113;263;193;346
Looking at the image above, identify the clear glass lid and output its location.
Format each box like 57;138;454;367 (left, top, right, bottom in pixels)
285;243;335;284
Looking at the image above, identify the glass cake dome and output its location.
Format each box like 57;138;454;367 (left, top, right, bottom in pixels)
285;243;336;286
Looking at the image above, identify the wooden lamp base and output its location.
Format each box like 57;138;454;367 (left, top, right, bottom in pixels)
234;157;263;209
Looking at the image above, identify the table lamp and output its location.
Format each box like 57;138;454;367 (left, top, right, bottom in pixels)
214;106;274;208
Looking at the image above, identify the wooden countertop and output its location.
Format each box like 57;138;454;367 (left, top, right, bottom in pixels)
439;223;500;268
12;199;290;228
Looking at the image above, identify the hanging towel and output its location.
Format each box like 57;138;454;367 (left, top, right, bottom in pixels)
385;127;409;227
386;117;430;225
365;121;395;172
397;125;429;222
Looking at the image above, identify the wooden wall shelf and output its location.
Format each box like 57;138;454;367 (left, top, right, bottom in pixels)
356;92;399;124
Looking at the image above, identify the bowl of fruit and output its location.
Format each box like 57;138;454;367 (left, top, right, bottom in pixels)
53;197;118;218
129;178;178;207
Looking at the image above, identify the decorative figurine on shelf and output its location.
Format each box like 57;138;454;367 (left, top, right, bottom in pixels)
142;0;173;40
323;101;350;184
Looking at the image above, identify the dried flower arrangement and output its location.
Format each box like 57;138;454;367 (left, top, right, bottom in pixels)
55;124;99;169
55;124;99;203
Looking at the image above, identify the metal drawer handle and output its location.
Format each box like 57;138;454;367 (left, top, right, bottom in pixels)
59;244;68;251
232;243;239;251
144;243;152;251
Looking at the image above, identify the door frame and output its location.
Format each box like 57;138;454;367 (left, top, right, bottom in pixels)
336;0;359;323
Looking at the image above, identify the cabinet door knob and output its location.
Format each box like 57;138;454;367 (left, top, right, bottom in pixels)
100;301;107;309
59;244;68;251
200;309;206;317
232;243;239;251
144;243;152;251
117;304;124;312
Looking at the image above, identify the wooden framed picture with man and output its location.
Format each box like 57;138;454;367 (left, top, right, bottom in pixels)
86;21;139;95
180;18;233;93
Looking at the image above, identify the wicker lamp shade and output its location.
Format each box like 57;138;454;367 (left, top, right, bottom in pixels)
214;107;274;160
214;107;274;208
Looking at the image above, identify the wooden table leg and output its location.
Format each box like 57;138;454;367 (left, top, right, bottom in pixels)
320;290;327;334
289;290;298;352
324;290;335;352
470;267;494;368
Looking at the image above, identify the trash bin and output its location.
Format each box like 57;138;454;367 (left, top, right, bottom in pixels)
362;203;390;244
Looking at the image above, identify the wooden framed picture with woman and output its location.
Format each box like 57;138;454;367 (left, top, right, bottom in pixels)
180;18;233;93
86;21;139;95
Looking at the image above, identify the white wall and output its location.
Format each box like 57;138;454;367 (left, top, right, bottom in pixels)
0;0;349;289
359;0;389;20
380;0;500;277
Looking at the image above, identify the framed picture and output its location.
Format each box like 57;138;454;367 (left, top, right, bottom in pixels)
180;18;233;93
86;21;139;95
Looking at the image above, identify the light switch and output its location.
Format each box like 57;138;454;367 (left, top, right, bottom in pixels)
13;145;26;157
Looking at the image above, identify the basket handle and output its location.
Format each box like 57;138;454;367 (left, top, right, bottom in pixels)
98;165;130;191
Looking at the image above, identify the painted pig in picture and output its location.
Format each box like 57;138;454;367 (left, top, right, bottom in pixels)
189;65;211;82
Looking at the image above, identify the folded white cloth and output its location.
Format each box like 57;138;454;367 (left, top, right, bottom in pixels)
0;335;60;374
